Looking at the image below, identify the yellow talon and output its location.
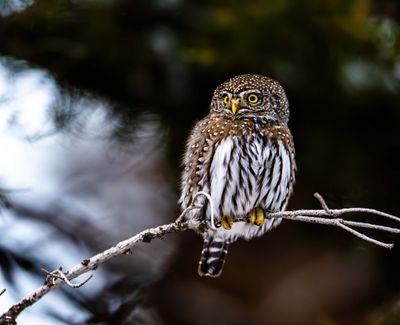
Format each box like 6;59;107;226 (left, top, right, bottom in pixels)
249;209;256;225
221;215;234;230
249;208;265;226
255;207;265;226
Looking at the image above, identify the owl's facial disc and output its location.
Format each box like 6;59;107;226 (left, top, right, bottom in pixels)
220;90;263;116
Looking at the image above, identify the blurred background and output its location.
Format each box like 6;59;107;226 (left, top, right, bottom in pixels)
0;0;399;324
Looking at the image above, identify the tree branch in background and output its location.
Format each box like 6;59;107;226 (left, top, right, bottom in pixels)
0;289;5;297
1;192;399;324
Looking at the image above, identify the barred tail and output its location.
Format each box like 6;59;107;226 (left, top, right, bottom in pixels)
198;235;229;277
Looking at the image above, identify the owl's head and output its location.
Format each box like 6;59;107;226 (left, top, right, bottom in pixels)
210;74;289;124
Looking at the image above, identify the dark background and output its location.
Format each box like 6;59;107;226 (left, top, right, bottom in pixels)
0;0;400;324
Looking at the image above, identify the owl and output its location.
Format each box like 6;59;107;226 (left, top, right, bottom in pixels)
179;74;295;277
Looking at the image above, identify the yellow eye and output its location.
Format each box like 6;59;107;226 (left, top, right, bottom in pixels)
247;93;259;104
223;95;229;105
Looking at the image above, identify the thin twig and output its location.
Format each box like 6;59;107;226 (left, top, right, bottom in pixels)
55;269;93;289
342;220;400;233
313;192;331;213
336;222;393;249
197;191;215;229
0;289;5;297
279;215;394;249
41;268;64;283
176;191;210;223
41;267;94;288
1;192;399;325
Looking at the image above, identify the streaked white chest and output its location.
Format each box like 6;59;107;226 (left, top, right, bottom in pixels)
207;135;292;240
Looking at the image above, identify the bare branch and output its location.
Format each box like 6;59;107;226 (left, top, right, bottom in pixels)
244;193;400;248
1;192;399;324
0;193;195;325
0;289;5;297
267;207;400;224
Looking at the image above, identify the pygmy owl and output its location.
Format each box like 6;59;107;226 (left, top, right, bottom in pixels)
179;74;295;277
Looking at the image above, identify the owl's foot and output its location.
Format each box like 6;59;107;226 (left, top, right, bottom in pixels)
221;215;234;230
248;208;265;226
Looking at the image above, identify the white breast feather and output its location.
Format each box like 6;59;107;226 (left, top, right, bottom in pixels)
208;136;292;241
208;138;233;218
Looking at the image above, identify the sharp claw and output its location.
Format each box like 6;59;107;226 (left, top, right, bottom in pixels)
221;215;234;230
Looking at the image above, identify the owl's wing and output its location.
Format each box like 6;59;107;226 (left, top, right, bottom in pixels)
179;115;214;213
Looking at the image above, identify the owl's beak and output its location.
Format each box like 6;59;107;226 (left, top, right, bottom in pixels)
231;98;240;114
